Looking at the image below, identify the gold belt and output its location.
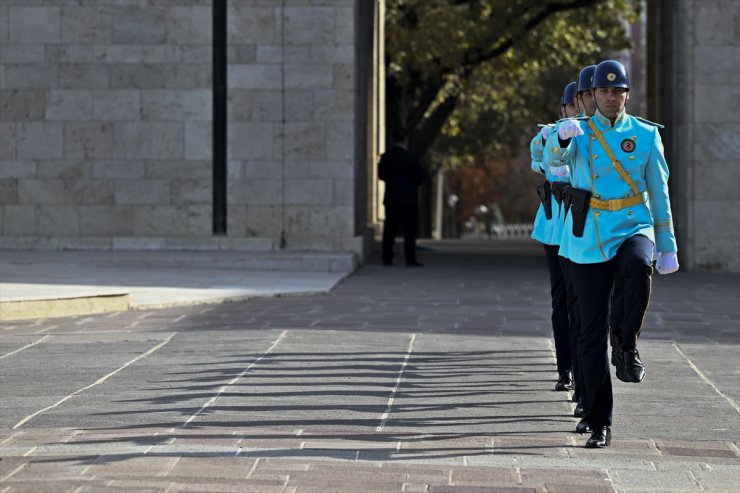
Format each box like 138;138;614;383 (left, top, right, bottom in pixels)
589;192;645;211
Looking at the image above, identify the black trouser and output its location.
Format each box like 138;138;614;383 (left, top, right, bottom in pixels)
543;245;571;375
559;256;587;409
382;204;418;264
569;235;654;428
609;276;624;350
610;273;645;351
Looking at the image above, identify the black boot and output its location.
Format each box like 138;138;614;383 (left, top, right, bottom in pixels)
617;349;645;383
622;349;645;383
585;426;611;448
573;400;585;418
555;371;573;391
575;416;592;434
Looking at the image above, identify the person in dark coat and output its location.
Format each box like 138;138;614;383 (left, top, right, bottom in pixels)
378;128;426;266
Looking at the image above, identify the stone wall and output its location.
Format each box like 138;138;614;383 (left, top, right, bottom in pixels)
650;0;740;272
0;0;371;254
685;1;740;272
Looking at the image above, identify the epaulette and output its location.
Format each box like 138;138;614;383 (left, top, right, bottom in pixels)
634;116;665;128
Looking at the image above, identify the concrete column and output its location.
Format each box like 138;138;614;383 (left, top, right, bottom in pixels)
647;0;740;272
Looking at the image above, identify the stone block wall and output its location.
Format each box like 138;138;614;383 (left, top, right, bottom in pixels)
688;1;740;272
0;0;371;254
0;1;215;249
225;1;365;252
662;0;740;272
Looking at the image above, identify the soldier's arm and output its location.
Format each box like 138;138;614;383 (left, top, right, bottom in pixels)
645;128;677;253
545;121;579;167
530;133;545;174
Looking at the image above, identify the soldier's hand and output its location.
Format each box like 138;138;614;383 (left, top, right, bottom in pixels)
548;165;570;178
655;252;679;274
539;126;551;141
558;120;584;140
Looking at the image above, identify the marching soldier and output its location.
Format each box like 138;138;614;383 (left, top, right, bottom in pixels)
556;65;599;432
572;65;643;383
574;65;597;117
530;82;579;393
547;59;679;448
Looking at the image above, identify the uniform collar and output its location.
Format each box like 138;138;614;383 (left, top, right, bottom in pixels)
593;109;627;128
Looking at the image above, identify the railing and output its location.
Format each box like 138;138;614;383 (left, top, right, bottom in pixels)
490;223;535;240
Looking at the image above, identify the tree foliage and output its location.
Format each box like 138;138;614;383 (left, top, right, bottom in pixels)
386;0;642;168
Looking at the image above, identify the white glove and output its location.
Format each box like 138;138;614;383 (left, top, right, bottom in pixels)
539;126;551;141
557;119;584;140
548;164;570;178
655;252;679;274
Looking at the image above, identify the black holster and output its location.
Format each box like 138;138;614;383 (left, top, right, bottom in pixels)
551;182;570;222
535;181;552;220
565;187;591;237
551;182;569;208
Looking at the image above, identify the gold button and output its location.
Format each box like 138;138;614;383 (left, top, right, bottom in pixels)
595;211;601;216
591;136;597;140
629;156;635;160
552;147;559;153
632;136;637;141
594;174;599;179
592;154;598;159
594;194;601;199
627;210;633;216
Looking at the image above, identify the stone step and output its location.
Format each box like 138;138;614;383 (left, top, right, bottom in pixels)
0;250;357;320
0;249;358;273
0;291;129;321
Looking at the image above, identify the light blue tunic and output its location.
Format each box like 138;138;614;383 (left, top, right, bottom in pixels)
530;129;568;246
547;110;677;264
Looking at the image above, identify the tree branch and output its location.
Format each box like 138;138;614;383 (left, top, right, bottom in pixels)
462;0;601;70
411;94;460;160
393;0;604;159
407;81;445;131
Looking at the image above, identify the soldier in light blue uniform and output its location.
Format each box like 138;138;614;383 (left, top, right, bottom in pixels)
547;60;679;448
531;89;575;251
551;65;599;434
530;82;579;393
564;64;637;389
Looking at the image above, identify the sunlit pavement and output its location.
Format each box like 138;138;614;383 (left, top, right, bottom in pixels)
1;242;738;492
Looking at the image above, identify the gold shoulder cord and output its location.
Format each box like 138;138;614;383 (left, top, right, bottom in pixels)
586;119;640;195
585;119;644;262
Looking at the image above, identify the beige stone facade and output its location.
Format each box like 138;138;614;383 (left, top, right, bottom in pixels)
1;0;737;272
648;0;740;272
0;0;378;255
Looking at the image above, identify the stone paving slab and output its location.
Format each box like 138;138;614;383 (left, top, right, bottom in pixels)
1;443;738;492
0;249;738;492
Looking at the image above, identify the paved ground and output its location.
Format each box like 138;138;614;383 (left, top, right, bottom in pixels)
0;250;355;312
1;244;738;492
